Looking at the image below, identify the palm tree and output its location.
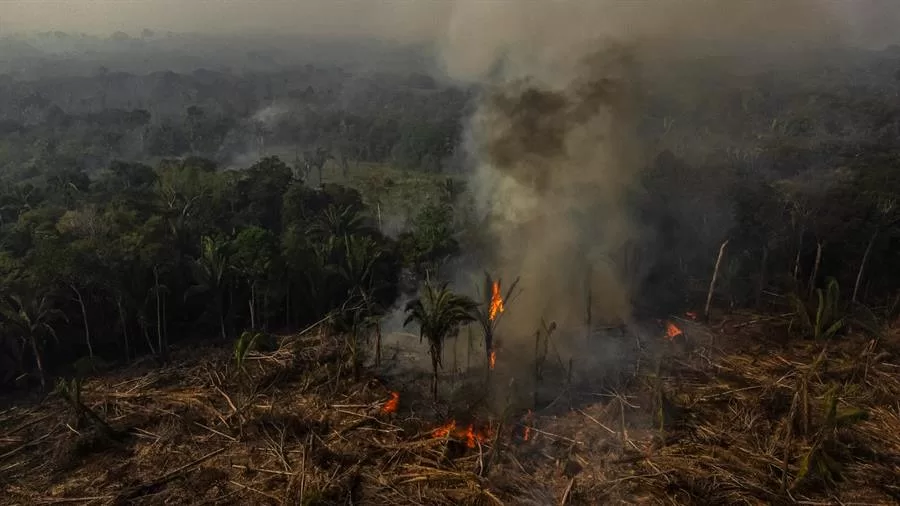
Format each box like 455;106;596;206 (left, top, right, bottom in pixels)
0;291;67;389
404;280;477;401
185;235;232;340
337;235;383;377
303;147;331;185
339;235;381;301
311;204;366;241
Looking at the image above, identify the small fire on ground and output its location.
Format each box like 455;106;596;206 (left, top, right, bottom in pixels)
665;322;683;341
431;420;493;448
382;391;399;414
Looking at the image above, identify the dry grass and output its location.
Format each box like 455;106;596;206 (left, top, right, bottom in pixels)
1;315;899;505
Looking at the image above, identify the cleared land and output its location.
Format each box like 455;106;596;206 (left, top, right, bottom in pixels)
1;315;899;505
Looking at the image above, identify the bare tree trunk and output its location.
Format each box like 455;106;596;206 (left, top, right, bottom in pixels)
285;282;291;330
71;285;93;361
352;330;361;381
263;289;269;331
466;327;472;372
154;267;165;362
533;329;541;409
375;324;382;367
704;240;730;321
431;352;439;401
755;245;769;310
853;228;878;303
249;283;256;330
218;292;227;341
117;296;130;361
227;287;233;338
141;321;156;355
807;241;823;300
584;263;592;344
161;290;167;348
793;228;804;283
30;337;45;390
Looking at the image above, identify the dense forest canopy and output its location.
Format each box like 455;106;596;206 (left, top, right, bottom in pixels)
2;30;900;389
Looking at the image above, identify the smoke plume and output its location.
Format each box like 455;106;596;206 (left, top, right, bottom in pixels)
437;0;849;339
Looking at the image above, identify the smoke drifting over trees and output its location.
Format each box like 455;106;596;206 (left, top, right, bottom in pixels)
432;0;886;336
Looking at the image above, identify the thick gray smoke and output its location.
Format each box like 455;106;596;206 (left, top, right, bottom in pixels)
436;0;853;341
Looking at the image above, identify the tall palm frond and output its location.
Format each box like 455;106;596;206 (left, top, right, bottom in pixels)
339;235;381;300
1;292;67;344
185;235;232;339
471;272;520;362
0;290;67;388
404;280;477;400
311;204;365;240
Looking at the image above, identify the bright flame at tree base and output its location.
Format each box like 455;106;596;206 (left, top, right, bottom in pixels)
489;350;496;370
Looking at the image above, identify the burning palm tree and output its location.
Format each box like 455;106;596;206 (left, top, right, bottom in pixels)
472;272;519;371
404;279;477;401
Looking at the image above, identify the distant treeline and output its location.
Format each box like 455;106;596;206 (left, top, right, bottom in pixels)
0;64;471;177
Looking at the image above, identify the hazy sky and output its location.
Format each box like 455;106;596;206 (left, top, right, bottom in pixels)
2;0;899;49
0;0;452;39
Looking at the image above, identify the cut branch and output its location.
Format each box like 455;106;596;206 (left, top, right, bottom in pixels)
704;239;729;321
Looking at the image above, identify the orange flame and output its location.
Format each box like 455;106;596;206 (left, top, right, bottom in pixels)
523;409;533;441
382;391;399;414
489;350;496;370
665;322;683;340
466;424;492;448
489;281;505;321
465;424;477;448
432;420;456;439
431;420;492;448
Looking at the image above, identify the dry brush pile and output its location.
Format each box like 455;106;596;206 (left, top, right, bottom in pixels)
1;315;899;505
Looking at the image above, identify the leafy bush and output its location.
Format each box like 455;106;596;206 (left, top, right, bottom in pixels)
790;278;845;340
794;385;868;489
